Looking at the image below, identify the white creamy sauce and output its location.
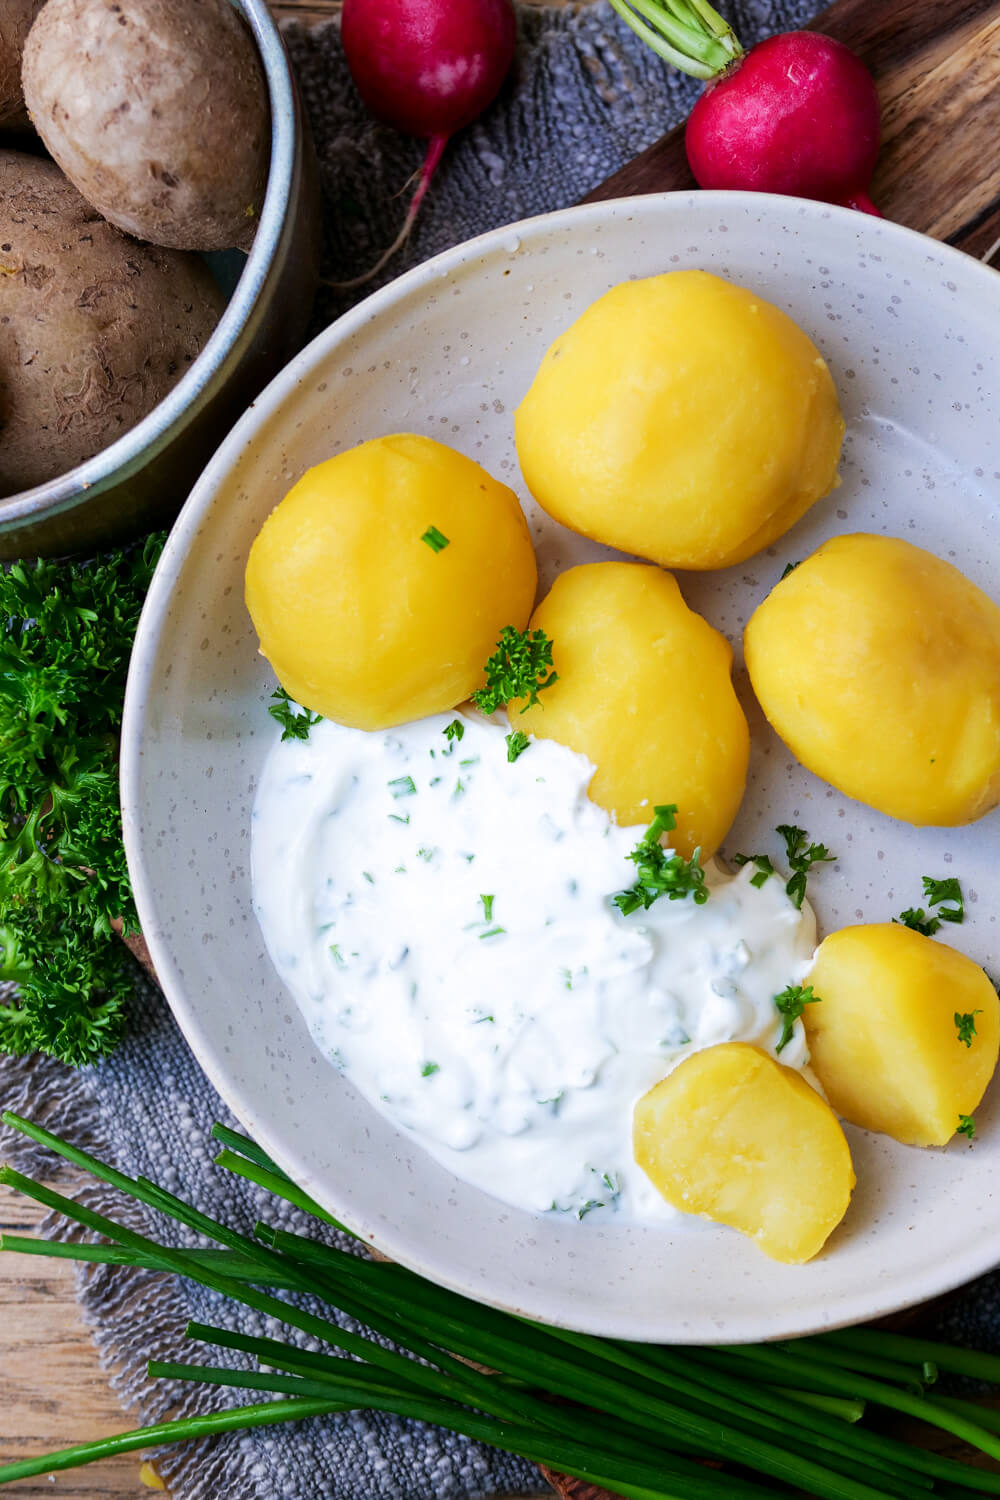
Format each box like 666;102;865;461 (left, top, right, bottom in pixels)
252;711;817;1225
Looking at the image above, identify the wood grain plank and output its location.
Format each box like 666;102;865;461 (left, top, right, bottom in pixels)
0;1179;155;1498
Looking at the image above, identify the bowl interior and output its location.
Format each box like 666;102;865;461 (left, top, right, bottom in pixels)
122;192;1000;1343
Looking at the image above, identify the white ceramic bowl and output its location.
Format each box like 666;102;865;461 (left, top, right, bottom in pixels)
122;192;1000;1344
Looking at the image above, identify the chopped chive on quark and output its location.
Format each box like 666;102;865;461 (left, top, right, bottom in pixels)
443;719;464;743
421;525;450;553
506;730;530;762
421;1061;440;1078
480;894;495;921
479;926;506;940
388;775;417;799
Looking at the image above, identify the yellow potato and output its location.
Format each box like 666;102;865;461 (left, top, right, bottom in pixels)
744;534;1000;826
245;435;537;730
511;562;748;860
514;270;844;571
634;1043;855;1263
805;924;1000;1147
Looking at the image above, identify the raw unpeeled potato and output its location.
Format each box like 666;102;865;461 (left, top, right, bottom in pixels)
22;0;270;251
0;150;224;495
634;1043;855;1263
245;434;538;731
514;270;844;571
0;0;43;125
745;533;1000;826
510;562;749;860
804;924;1000;1147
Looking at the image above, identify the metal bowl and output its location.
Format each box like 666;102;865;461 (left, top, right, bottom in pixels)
0;0;321;560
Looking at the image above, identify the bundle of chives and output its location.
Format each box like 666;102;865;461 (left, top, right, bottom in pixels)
2;1110;1000;1499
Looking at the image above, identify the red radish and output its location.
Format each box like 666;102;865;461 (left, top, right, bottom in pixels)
610;2;882;214
338;0;517;286
686;33;881;213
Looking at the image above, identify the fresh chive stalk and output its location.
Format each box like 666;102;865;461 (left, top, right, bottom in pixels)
4;1109;1000;1497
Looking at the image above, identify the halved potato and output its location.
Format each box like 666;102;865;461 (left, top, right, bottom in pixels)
634;1042;855;1263
804;924;1000;1146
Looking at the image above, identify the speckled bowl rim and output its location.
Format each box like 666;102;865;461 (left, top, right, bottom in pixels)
0;0;296;531
123;192;1000;1341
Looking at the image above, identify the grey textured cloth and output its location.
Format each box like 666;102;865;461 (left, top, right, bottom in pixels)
0;4;870;1497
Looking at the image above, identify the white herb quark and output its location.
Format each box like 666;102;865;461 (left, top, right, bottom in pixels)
252;711;816;1225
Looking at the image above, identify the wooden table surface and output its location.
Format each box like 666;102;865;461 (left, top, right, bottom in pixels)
2;0;999;1495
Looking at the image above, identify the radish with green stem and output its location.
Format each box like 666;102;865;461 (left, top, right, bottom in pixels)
611;1;882;214
337;0;517;287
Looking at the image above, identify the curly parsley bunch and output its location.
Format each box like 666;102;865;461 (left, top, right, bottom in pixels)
0;537;163;1063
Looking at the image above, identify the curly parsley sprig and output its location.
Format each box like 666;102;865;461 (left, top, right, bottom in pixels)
734;825;834;910
614;804;708;916
776;825;836;910
269;688;322;742
472;626;557;716
774;983;822;1053
0;538;163;1064
896;876;965;937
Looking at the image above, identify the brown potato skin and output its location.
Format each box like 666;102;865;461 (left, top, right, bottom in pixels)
22;0;269;252
0;0;43;125
0;151;225;496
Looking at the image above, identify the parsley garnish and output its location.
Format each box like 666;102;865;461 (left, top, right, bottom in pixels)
732;853;776;889
955;1010;981;1047
923;877;964;924
614;805;708;915
443;719;464;743
388;776;417;799
0;539;165;1065
776;825;835;910
420;526;449;553
472;626;557;715
480;894;495;922
958;1113;976;1140
896;876;965;936
421;1061;440;1078
897;907;939;936
269;687;322;742
505;730;530;762
774;984;821;1053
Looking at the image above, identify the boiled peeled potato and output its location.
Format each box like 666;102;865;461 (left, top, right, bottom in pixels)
511;562;749;860
245;435;537;730
745;533;1000;825
634;1043;855;1263
514;270;844;571
804;924;1000;1147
